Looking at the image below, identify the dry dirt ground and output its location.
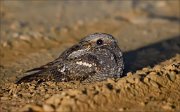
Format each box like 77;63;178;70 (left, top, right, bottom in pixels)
0;1;180;112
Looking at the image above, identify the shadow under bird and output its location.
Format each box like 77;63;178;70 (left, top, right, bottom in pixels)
16;33;124;84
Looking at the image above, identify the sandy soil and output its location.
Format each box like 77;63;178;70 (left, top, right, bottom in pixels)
0;1;180;112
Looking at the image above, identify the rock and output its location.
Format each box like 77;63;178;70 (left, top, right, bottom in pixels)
56;105;72;112
67;90;81;96
19;35;31;41
162;103;175;111
167;72;176;82
150;80;159;88
127;77;136;84
43;104;54;112
1;96;9;100
154;65;162;72
127;72;133;77
46;94;62;107
143;77;150;84
20;104;43;112
107;78;115;83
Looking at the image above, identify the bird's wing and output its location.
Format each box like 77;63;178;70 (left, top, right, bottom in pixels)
15;68;54;84
15;59;63;84
67;48;90;60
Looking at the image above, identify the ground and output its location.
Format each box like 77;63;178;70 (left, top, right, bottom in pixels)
0;1;180;112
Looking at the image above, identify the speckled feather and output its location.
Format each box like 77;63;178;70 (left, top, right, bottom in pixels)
16;33;124;84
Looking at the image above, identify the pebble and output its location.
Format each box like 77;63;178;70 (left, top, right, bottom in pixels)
149;72;157;76
19;35;31;41
142;67;150;72
139;101;146;106
127;72;133;77
77;20;84;26
44;94;50;98
56;105;72;112
149;80;159;89
20;104;43;112
31;32;43;39
118;107;125;111
66;90;80;97
136;70;146;75
127;77;135;84
61;27;69;33
154;65;162;72
143;77;150;83
134;78;140;84
12;33;20;38
167;72;176;82
1;96;9;100
46;94;62;107
2;41;9;47
162;103;175;110
43;104;55;112
107;78;115;83
147;72;158;81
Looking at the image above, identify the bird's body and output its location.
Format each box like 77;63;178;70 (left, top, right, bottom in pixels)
16;33;124;84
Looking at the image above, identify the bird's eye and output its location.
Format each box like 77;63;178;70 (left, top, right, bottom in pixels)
96;39;103;45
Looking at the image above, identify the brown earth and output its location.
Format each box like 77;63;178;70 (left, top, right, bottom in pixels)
0;1;180;112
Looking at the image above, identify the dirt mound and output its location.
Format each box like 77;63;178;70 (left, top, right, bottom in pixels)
0;55;179;112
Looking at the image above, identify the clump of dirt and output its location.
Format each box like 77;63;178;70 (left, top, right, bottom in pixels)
0;55;179;112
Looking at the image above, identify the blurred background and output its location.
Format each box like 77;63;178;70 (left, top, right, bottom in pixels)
0;0;179;80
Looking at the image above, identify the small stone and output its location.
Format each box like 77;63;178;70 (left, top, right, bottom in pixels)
46;94;62;107
68;90;81;96
167;72;176;82
19;35;31;41
77;20;84;26
61;27;69;33
127;77;135;84
44;94;50;99
118;108;125;111
127;72;133;77
20;104;43;112
2;41;9;47
107;78;115;83
12;33;20;38
136;70;146;75
142;67;150;72
149;72;157;76
143;77;150;83
147;72;158;81
1;96;9;100
56;105;72;112
43;104;54;112
162;103;175;110
31;32;42;39
154;65;162;72
150;80;159;88
139;102;146;106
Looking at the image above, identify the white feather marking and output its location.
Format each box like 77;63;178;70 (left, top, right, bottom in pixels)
24;70;41;75
60;66;66;72
76;61;92;67
111;56;114;60
68;48;90;59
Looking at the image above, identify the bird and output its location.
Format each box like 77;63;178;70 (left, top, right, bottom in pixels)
15;33;124;84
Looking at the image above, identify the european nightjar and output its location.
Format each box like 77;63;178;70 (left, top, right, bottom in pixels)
16;33;124;83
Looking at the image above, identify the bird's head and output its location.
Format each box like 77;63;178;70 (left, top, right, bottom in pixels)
80;33;118;49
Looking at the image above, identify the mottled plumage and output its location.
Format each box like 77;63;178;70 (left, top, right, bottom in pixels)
16;33;124;84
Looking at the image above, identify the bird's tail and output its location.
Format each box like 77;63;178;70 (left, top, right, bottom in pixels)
15;67;53;84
